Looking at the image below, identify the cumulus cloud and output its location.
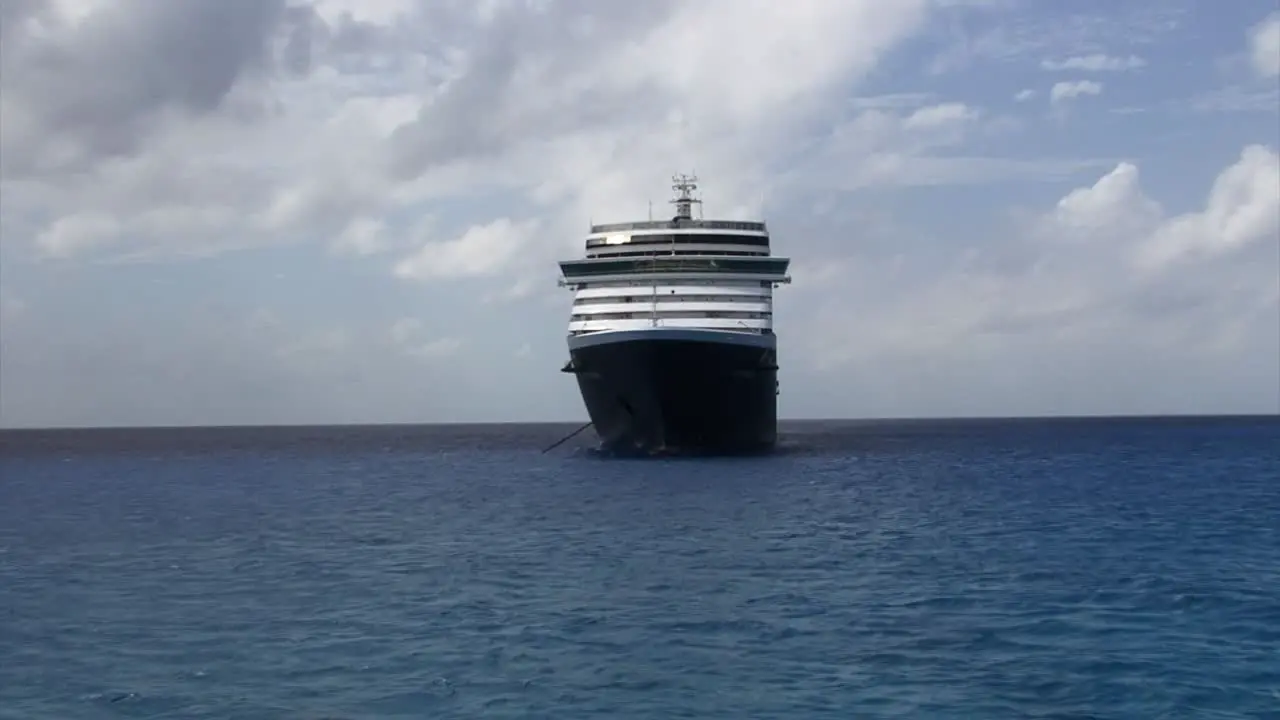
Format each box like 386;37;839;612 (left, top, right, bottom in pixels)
777;98;1109;194
902;102;982;130
394;218;540;281
1048;162;1162;238
0;0;1276;426
1;0;937;265
790;144;1279;416
1050;80;1103;104
1133;145;1280;272
1;0;428;261
0;0;289;178
1250;12;1280;78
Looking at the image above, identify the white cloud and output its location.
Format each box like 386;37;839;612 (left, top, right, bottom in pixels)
777;99;1105;194
1048;161;1162;238
792;143;1279;416
35;213;121;257
331;217;387;257
1249;12;1280;78
1050;80;1103;104
1;0;1276;426
394;217;539;281
1133;145;1280;272
903;102;981;129
1041;54;1146;72
310;0;416;27
0;0;939;267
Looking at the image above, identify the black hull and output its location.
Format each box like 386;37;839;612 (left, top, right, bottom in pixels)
564;330;779;456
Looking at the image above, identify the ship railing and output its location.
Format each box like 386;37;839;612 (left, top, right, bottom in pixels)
561;256;788;276
589;219;767;233
559;272;791;288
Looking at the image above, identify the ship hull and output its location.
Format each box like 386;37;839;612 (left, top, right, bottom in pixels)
564;329;779;456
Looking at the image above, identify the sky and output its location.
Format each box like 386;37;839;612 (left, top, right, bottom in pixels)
0;0;1278;428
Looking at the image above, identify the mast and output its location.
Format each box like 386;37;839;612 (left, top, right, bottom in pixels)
670;173;701;222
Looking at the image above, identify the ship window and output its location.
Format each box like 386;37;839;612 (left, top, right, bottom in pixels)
588;249;767;258
561;256;789;279
570;310;771;322
574;293;771;306
586;233;769;249
586;230;768;247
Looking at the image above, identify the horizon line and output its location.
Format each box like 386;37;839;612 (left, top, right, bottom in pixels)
1;411;1277;433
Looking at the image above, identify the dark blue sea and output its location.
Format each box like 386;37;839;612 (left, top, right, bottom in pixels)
1;416;1278;719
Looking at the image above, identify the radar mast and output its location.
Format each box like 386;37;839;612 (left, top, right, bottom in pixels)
670;173;702;221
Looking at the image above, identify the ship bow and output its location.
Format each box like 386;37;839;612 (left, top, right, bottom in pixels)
565;329;778;455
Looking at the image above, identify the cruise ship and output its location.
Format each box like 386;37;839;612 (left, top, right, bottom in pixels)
557;174;791;455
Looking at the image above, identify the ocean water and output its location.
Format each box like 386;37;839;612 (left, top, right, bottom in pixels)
1;416;1278;719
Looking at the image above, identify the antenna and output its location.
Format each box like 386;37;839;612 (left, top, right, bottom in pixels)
670;172;701;222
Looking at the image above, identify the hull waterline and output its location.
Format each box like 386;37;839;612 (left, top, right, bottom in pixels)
564;331;778;456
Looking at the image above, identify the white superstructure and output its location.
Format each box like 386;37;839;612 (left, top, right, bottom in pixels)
558;175;791;337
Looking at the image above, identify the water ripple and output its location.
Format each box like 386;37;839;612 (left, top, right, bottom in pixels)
1;417;1278;718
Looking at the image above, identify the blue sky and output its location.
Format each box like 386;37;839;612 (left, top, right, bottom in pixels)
1;0;1277;427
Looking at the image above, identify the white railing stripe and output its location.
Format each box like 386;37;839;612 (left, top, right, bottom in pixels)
573;284;771;299
571;301;772;315
568;317;772;333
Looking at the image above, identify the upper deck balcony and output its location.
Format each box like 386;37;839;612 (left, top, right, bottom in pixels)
589;219;768;235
